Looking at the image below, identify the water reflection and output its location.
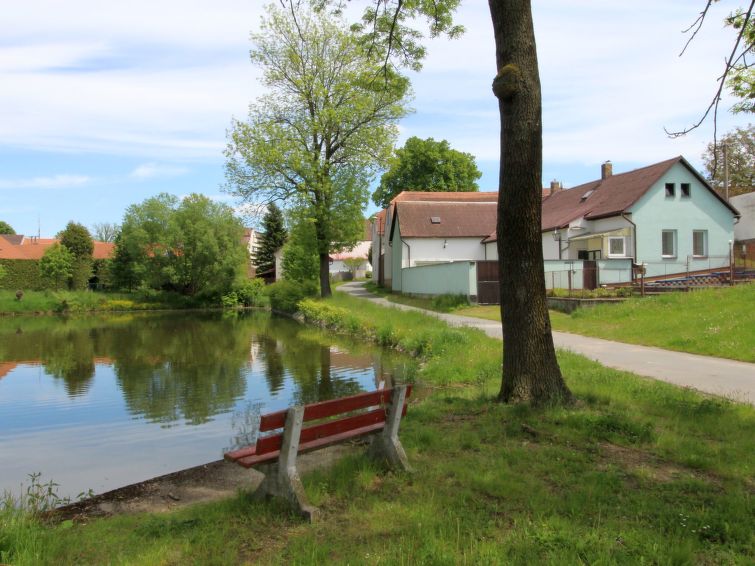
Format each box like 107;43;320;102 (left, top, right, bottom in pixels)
0;310;414;498
0;311;411;424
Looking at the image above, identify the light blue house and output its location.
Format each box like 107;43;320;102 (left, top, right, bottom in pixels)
537;157;740;280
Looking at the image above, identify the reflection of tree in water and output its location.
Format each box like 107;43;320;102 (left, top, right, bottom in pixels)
0;310;413;425
111;314;254;425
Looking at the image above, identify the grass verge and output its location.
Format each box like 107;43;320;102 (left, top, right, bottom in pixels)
455;285;755;363
0;289;240;315
2;291;753;564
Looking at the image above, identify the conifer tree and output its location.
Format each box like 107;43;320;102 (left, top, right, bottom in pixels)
255;203;287;274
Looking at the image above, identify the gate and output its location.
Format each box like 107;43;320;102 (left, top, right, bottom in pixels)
583;260;598;290
476;261;500;305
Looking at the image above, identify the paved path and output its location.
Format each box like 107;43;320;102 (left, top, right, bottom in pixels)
339;282;755;405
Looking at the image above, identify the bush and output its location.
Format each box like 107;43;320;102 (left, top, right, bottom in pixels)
431;293;470;311
221;291;239;309
267;280;319;314
236;278;266;307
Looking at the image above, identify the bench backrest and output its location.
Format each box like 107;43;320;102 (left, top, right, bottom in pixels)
225;386;412;468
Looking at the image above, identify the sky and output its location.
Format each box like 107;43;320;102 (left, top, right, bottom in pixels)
0;0;749;237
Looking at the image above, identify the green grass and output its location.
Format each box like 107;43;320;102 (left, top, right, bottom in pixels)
2;292;753;564
549;285;755;362
454;285;755;362
0;289;211;315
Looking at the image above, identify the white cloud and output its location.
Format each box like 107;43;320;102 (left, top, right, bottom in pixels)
130;163;189;180
0;174;91;190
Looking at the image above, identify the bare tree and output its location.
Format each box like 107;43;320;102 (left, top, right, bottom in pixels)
91;222;120;243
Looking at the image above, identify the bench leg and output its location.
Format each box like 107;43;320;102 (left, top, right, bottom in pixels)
369;385;412;472
253;406;320;522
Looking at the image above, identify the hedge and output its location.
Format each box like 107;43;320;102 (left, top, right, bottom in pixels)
0;259;43;290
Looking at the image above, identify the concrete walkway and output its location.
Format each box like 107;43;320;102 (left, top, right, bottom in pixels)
338;282;755;405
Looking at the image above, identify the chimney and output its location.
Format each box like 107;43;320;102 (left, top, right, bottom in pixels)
549;180;562;194
601;160;613;180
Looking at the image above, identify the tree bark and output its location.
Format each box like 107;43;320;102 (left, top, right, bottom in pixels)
319;252;332;298
488;0;572;405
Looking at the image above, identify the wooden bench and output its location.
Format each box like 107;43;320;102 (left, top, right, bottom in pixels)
224;385;412;521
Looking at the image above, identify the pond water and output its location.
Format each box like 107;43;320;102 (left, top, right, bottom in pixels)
0;311;414;500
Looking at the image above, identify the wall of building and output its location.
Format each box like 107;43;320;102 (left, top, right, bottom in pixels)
629;162;735;278
401;261;477;298
399;236;487;268
731;192;755;242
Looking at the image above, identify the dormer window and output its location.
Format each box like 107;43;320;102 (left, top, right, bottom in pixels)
580;189;595;202
665;183;675;197
430;216;441;224
681;183;691;197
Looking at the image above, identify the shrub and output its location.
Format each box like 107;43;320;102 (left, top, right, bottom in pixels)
431;293;470;311
236;278;266;307
221;291;239;309
267;280;318;314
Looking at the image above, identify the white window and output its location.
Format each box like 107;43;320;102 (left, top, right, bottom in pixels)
662;230;677;258
608;236;626;257
693;230;708;257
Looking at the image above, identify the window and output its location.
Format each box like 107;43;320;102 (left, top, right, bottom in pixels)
608;236;625;257
681;183;691;197
693;230;708;257
665;183;675;197
662;230;677;257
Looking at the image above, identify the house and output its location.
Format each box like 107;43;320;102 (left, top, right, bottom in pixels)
241;228;263;276
537;157;739;281
329;220;373;279
373;191;498;289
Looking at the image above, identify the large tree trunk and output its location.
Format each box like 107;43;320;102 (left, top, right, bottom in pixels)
488;0;572;405
319;252;332;298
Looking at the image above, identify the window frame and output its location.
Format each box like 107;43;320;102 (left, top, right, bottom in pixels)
661;229;677;258
665;183;676;197
680;183;691;197
607;236;626;258
692;230;708;258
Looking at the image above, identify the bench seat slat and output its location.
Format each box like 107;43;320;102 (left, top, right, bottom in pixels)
255;407;388;455
235;421;387;468
259;389;396;432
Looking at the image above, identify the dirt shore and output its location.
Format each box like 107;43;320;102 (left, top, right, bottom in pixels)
54;444;356;522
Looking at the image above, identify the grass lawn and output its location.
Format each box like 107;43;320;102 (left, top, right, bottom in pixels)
458;285;754;363
0;289;218;315
2;292;753;564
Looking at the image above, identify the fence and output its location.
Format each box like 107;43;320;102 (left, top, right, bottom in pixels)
642;255;730;279
543;259;633;291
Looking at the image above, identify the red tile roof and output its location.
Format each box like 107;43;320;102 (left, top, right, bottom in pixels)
392;201;498;239
0;236;115;260
390;190;498;204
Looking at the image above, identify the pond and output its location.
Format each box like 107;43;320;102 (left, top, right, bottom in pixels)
0;311;415;500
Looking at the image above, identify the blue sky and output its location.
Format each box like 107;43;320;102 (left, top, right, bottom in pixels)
0;1;748;237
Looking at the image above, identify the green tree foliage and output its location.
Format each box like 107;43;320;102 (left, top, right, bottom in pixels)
39;243;74;290
0;221;15;235
372;136;482;208
281;217;320;284
702;124;755;196
0;263;6;284
58;222;94;259
171;194;247;297
255;202;287;274
115;193;246;297
58;221;94;290
725;7;754;114
225;3;411;298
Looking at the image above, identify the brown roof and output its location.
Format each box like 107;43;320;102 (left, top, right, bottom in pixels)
0;235;114;260
390;190;498;204
392;201;498;239
541;156;739;232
